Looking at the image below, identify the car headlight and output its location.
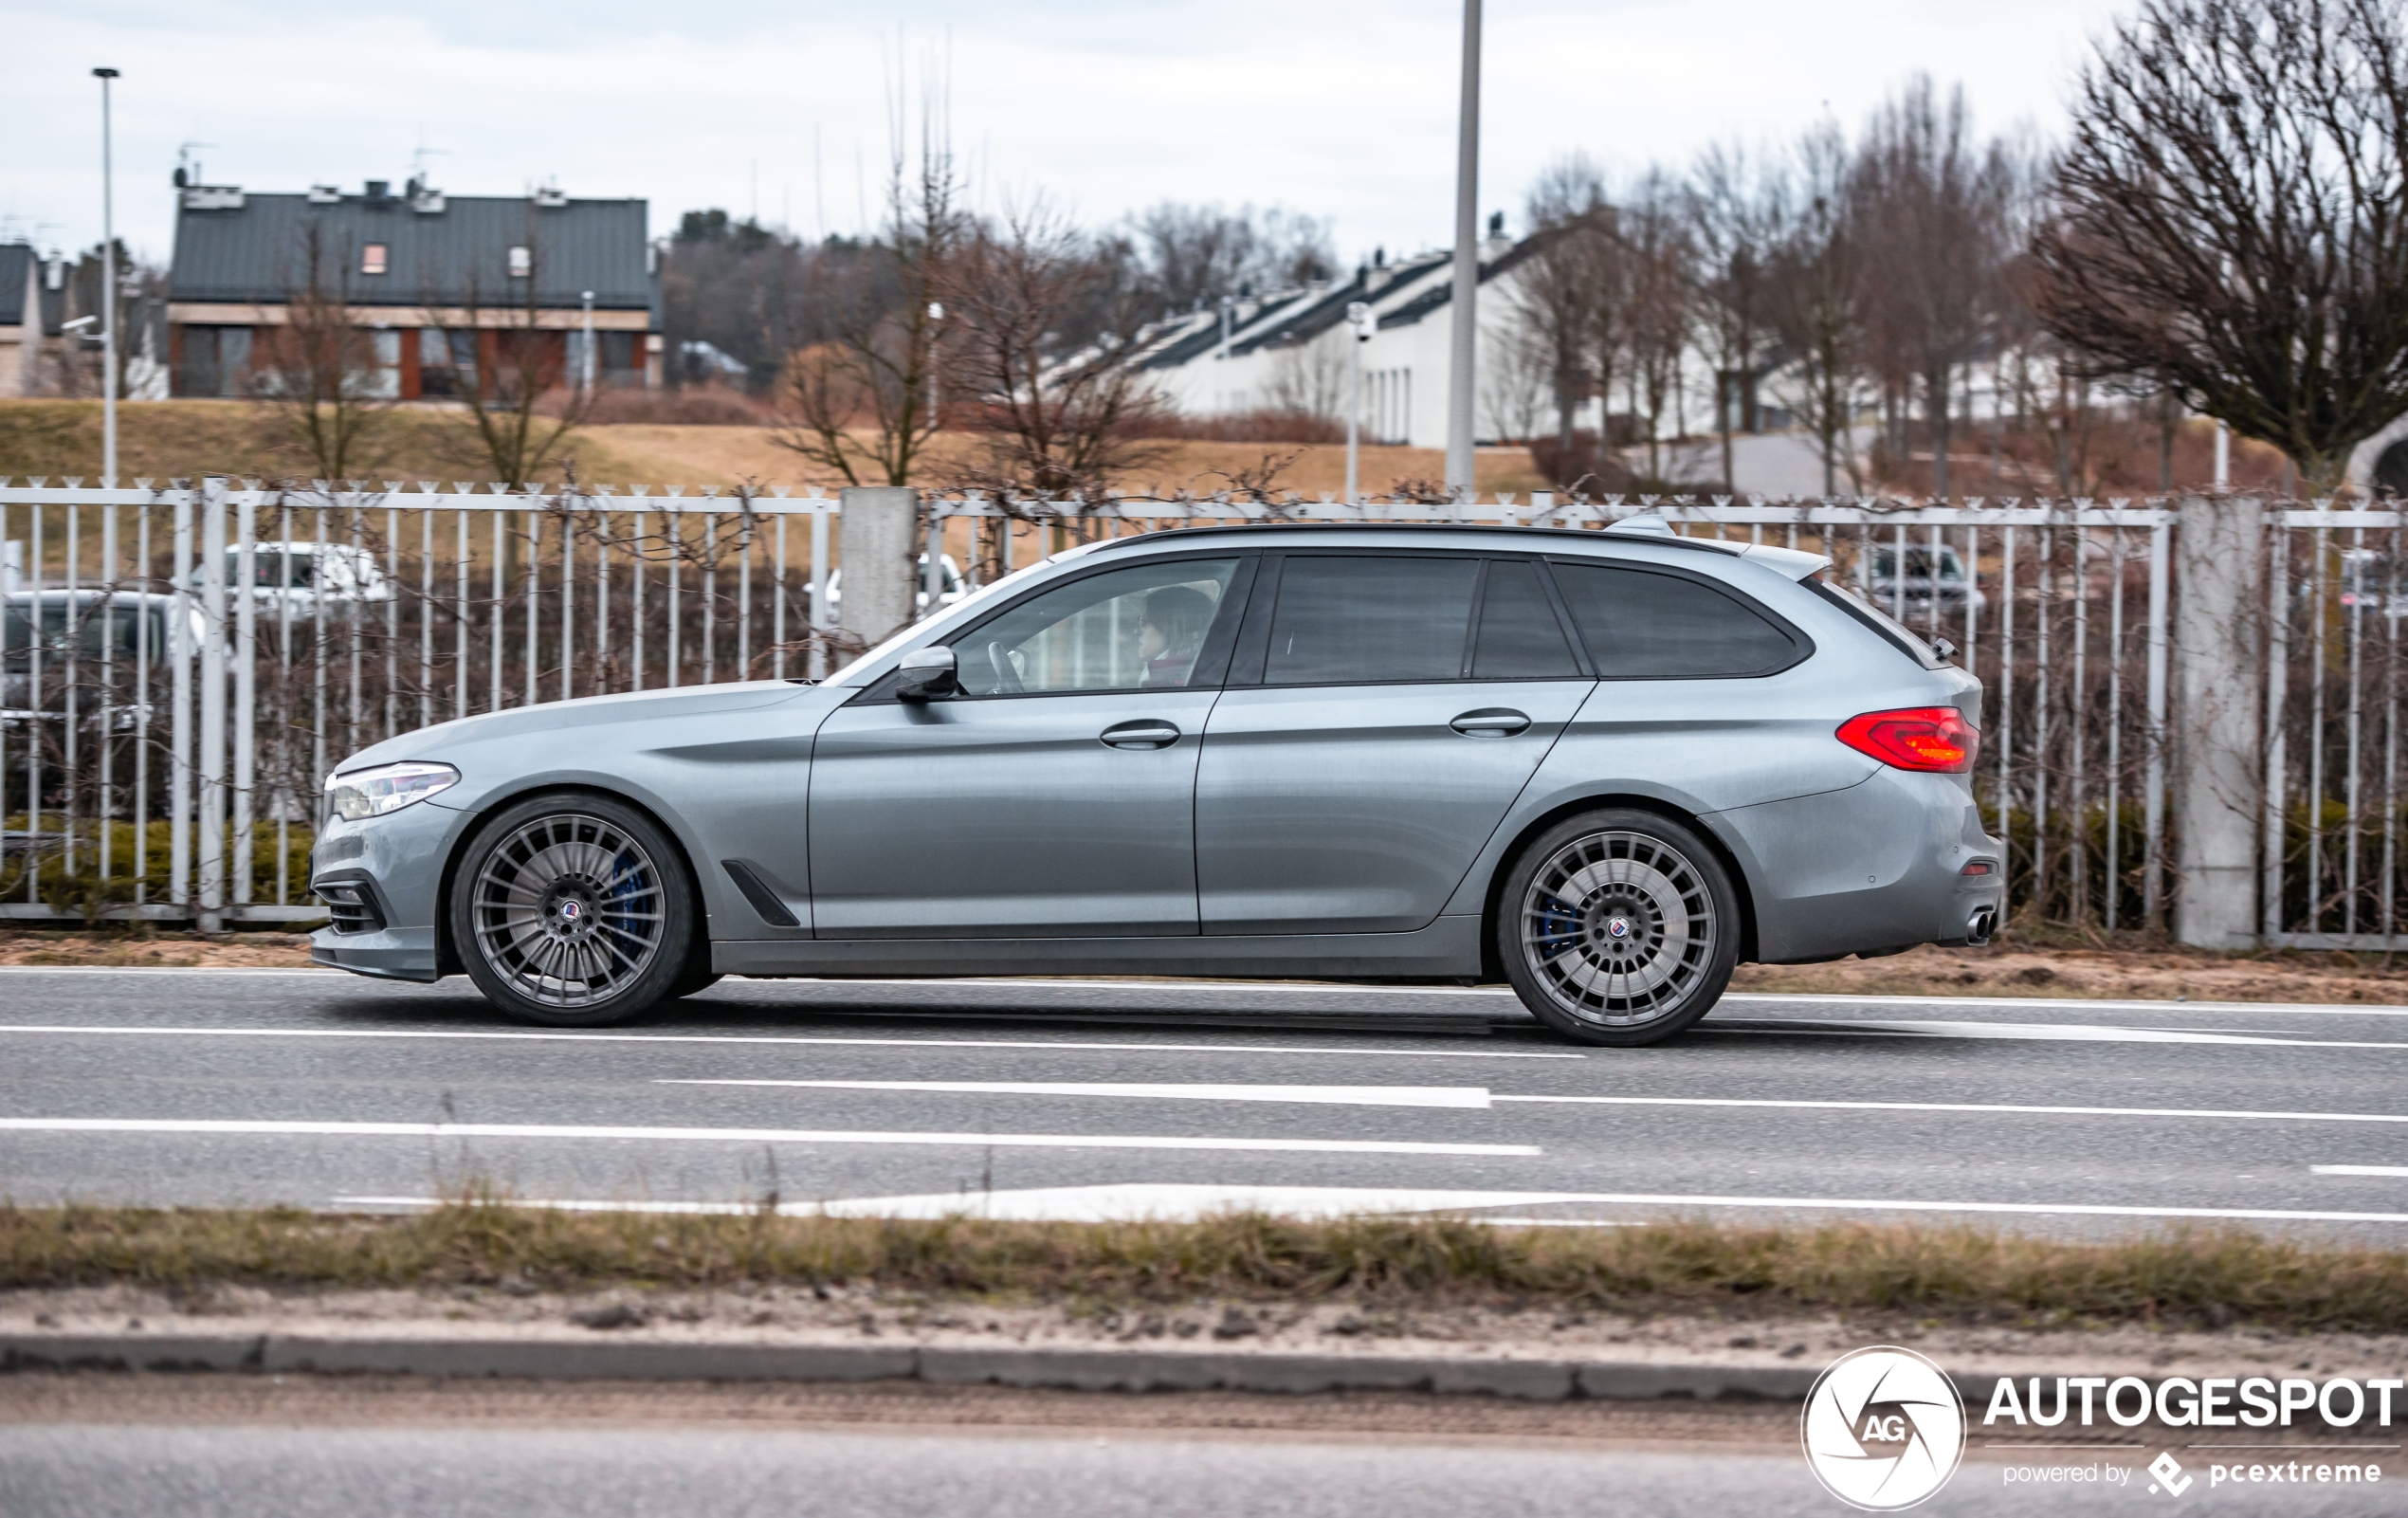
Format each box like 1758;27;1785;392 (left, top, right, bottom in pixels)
325;760;460;821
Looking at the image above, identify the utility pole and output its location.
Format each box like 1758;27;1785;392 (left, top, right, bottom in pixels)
1443;0;1481;500
1216;294;1234;414
579;290;595;393
1345;300;1373;504
94;67;119;488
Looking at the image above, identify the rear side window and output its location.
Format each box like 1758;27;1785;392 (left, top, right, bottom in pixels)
1266;556;1477;685
1549;561;1804;678
1472;560;1580;678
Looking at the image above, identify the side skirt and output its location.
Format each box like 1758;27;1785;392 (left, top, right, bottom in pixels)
714;916;1485;980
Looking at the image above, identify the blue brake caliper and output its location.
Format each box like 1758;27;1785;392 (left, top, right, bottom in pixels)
1532;893;1580;962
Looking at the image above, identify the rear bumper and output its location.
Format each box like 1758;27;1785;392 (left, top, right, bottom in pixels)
1704;769;2005;963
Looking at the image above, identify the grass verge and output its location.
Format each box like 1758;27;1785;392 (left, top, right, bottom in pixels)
5;1201;2404;1334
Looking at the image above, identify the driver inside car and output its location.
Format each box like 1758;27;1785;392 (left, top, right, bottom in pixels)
1135;585;1215;687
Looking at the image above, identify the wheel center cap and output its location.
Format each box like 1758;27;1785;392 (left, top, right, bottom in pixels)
1605;916;1633;941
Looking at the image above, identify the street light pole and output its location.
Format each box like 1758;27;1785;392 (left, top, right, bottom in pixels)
1444;0;1481;500
1345;300;1372;505
579;289;595;393
94;67;119;489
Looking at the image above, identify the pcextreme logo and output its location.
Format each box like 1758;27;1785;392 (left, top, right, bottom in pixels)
1801;1346;1968;1510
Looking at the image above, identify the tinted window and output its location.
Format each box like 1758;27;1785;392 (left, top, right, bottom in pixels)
1550;562;1800;678
1266;556;1477;685
1472;560;1580;678
955;558;1239;696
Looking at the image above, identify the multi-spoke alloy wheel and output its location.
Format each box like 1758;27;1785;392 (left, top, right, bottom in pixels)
1498;810;1738;1046
451;796;696;1027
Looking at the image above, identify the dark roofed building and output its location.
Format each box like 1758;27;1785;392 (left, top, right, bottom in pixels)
0;243;68;399
166;177;662;399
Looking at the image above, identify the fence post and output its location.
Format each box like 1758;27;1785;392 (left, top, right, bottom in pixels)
2172;493;2266;948
197;476;228;935
838;486;918;649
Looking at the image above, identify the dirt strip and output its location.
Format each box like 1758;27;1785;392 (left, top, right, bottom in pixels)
9;929;2408;1006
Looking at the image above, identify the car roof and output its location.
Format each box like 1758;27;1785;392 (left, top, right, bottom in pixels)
1084;521;1749;560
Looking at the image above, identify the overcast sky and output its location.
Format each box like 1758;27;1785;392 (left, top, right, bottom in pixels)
8;0;2122;269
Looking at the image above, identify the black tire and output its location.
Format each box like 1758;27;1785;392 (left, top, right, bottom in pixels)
449;793;697;1028
1495;808;1739;1047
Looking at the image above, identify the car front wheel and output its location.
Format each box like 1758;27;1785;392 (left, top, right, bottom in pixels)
450;794;697;1028
1497;809;1739;1047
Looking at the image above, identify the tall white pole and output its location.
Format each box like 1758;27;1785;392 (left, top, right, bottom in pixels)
2214;419;2231;490
1345;300;1370;505
1444;0;1482;499
580;289;595;393
94;68;119;488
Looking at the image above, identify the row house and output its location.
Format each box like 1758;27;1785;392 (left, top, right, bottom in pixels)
166;177;662;400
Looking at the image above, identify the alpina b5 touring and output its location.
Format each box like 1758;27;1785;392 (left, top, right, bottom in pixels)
311;521;2003;1046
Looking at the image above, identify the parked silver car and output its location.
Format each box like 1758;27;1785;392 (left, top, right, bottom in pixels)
310;519;2004;1046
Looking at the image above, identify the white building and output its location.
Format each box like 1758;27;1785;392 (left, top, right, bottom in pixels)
1130;224;1541;449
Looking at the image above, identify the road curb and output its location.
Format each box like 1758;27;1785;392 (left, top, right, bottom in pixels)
0;1331;1831;1403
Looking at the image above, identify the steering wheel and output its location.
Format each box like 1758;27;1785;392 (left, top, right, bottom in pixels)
984;640;1025;695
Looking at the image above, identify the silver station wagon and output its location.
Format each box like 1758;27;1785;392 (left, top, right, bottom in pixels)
311;520;2005;1046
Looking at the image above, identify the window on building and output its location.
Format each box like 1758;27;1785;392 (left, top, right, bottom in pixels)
418;328;476;398
360;244;388;276
507;246;532;278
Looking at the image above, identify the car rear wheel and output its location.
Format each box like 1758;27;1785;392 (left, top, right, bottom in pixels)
451;794;697;1028
1497;809;1738;1047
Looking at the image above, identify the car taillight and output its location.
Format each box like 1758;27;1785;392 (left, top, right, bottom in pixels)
1836;706;1979;774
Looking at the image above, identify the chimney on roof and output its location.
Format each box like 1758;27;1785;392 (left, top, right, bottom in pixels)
364;180;391;205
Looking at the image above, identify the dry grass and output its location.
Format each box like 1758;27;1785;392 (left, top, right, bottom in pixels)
7;1202;2405;1334
0;399;1548;501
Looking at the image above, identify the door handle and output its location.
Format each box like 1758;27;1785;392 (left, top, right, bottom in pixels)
1450;707;1531;738
1101;720;1182;750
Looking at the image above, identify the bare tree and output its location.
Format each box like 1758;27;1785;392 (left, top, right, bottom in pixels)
1511;155;1623;461
773;101;962;486
1127;203;1336;318
445;231;593;487
249;218;388;480
1687;142;1783;489
1620;171;1694;481
1762;119;1870;495
1854;76;2016;499
1262;333;1348;420
2030;0;2408;489
936;199;1169;501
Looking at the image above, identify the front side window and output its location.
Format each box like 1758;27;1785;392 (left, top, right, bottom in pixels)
954;558;1241;697
1551;560;1803;678
1265;555;1478;685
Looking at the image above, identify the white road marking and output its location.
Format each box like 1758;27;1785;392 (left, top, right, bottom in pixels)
2311;1165;2408;1177
1496;1094;2408;1125
660;1079;1493;1108
0;1025;1578;1060
1706;1018;2408;1050
0;1117;1538;1158
324;1182;2408;1227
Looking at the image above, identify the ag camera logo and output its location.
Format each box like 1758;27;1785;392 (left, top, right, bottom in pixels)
1801;1345;1967;1510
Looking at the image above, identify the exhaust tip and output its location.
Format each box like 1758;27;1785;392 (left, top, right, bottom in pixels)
1965;907;1997;947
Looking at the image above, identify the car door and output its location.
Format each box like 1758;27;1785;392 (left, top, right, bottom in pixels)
1195;553;1595;935
807;555;1250;939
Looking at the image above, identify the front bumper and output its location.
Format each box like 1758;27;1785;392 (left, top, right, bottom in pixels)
307;796;464;984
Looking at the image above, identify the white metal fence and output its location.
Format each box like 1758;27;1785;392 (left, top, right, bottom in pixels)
0;476;2371;945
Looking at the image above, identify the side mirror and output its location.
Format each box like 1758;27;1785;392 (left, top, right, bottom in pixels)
895;644;958;703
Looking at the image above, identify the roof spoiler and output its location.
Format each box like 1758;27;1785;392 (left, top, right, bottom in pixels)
1604;513;1831;580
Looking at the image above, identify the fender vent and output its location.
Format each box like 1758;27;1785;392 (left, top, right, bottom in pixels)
721;860;800;928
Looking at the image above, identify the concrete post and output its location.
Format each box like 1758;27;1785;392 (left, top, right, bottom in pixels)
2172;494;2266;948
838;485;919;650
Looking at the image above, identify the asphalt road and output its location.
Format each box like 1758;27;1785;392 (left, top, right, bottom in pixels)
5;968;2408;1235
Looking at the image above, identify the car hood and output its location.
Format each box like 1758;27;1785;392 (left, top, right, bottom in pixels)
330;681;836;775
